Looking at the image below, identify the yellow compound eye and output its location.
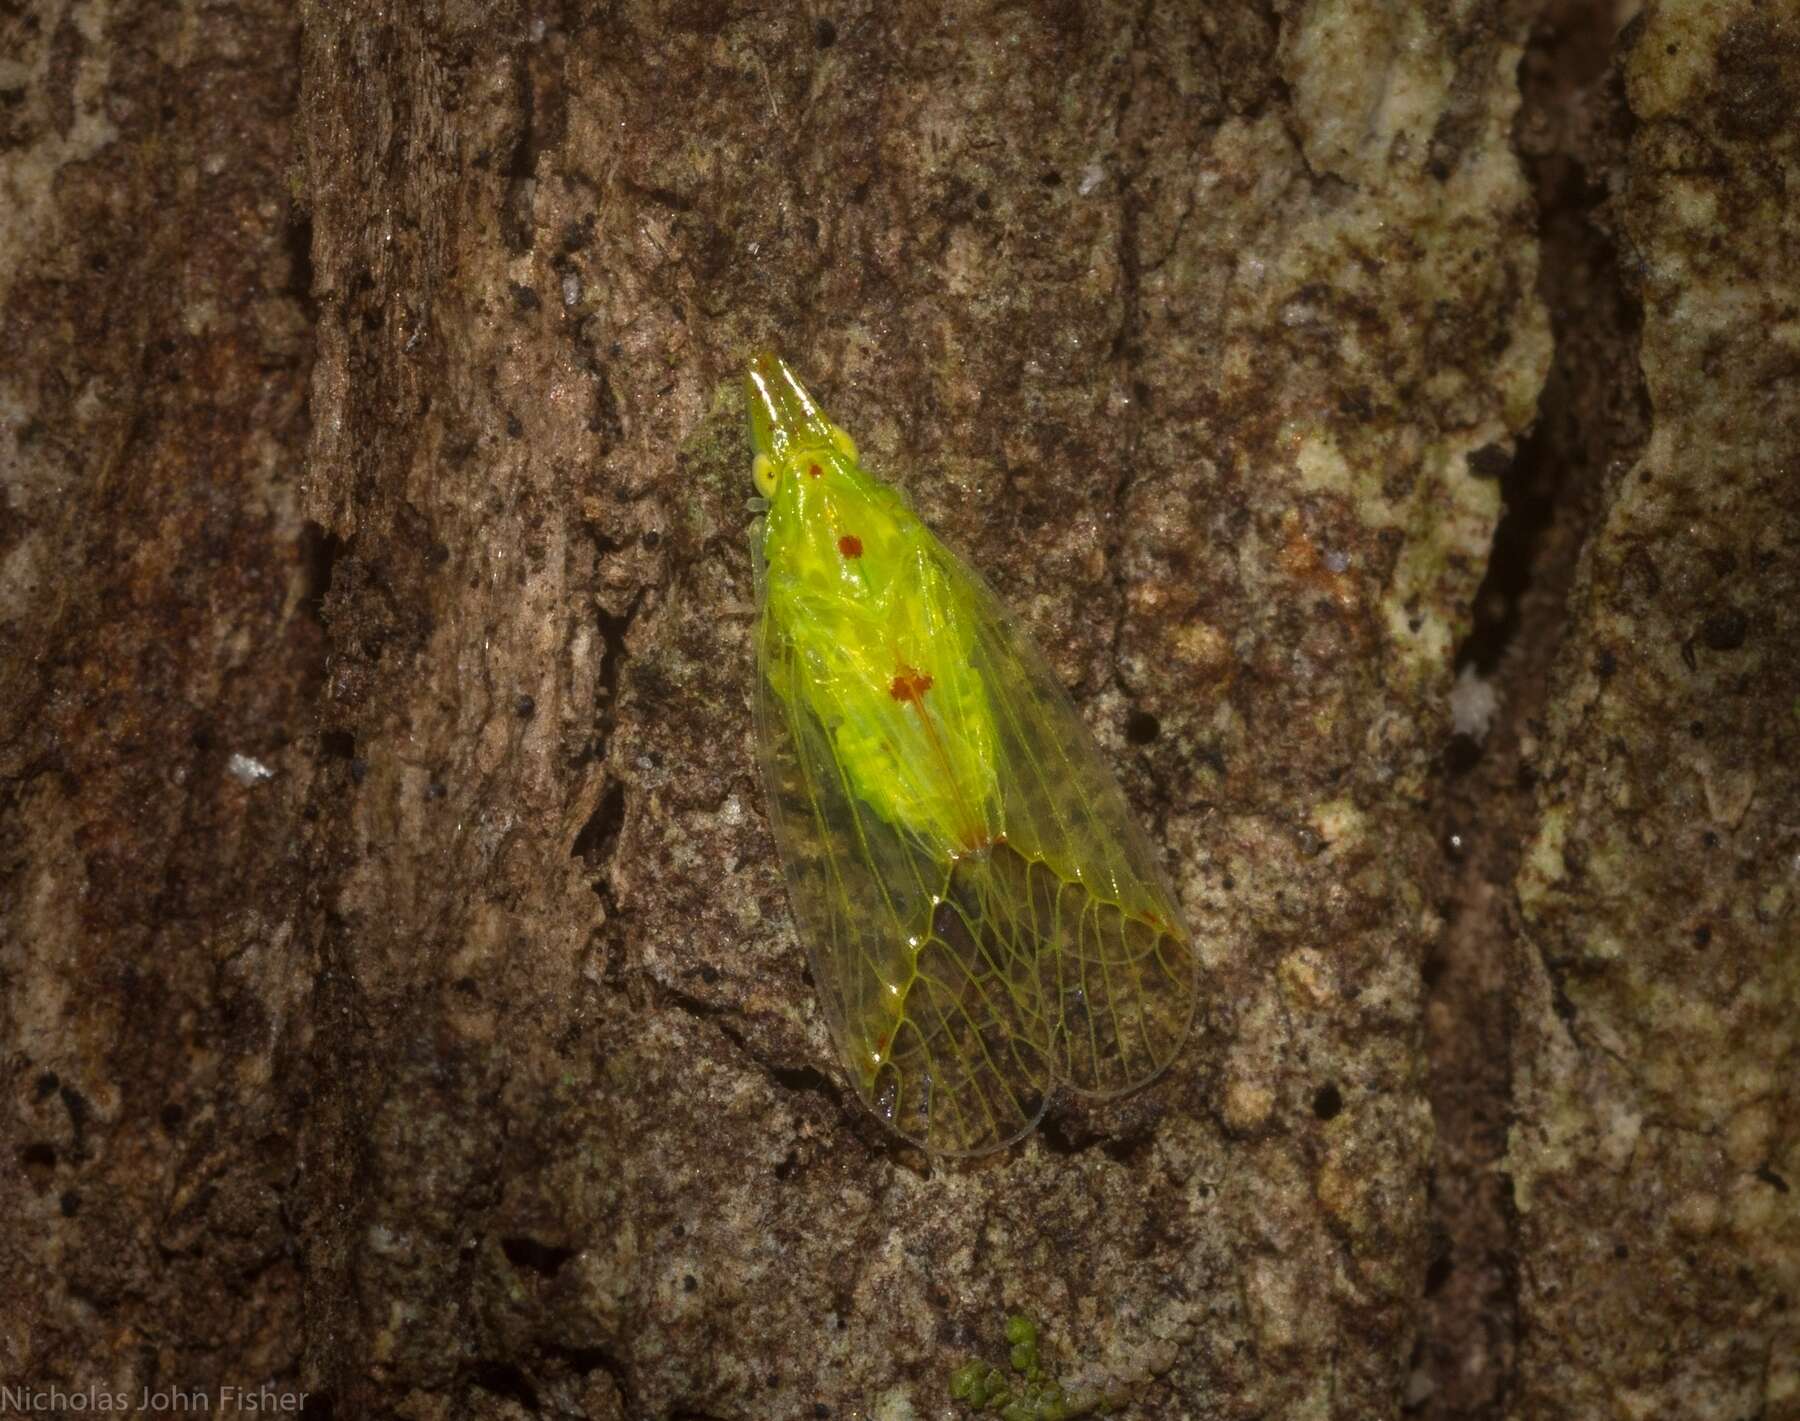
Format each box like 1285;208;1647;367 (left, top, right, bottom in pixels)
752;452;778;498
829;424;858;462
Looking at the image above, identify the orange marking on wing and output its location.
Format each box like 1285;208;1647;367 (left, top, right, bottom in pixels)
807;462;822;478
839;534;863;558
887;662;987;852
888;666;934;702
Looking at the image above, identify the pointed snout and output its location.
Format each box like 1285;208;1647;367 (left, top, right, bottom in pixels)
745;350;835;463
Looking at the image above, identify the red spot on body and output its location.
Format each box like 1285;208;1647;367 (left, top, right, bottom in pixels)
807;463;822;478
889;666;934;703
838;534;863;558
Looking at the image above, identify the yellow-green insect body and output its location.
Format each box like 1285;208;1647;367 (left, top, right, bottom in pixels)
760;448;994;852
748;353;1196;1155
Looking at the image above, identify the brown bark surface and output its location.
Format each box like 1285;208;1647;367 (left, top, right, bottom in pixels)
0;3;1791;1419
1505;5;1800;1416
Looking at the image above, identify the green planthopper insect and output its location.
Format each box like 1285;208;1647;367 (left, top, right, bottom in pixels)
746;353;1198;1155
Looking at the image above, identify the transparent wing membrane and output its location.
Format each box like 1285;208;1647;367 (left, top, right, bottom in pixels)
872;864;1053;1155
956;566;1199;1098
755;545;1198;1155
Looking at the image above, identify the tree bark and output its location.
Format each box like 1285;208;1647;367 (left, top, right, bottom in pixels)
1;2;1791;1419
1505;5;1800;1417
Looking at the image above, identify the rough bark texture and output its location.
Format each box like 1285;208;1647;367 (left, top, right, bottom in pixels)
0;3;1791;1420
1505;5;1800;1418
1;0;317;1401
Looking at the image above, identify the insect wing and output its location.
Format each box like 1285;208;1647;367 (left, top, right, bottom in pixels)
948;547;1199;1099
755;597;1054;1156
